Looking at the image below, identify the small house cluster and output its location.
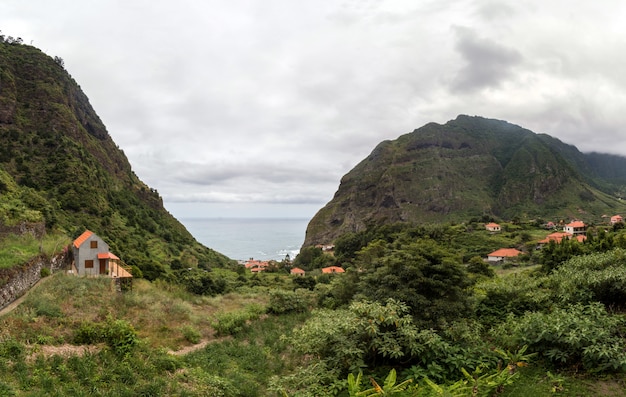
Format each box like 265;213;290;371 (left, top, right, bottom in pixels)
244;259;271;273
483;217;621;264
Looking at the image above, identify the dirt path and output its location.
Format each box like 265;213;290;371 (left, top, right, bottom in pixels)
168;335;232;356
0;275;54;317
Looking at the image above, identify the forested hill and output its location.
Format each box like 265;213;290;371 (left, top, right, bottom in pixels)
304;115;626;247
0;39;232;278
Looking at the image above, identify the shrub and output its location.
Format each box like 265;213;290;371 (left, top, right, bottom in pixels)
492;303;626;372
267;289;314;314
104;317;138;357
0;337;25;360
475;275;551;326
31;295;63;318
73;321;104;345
550;248;626;308
211;304;265;336
73;317;138;357
181;325;201;344
287;299;493;377
40;267;51;278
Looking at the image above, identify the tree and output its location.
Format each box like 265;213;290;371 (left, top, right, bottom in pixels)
466;256;495;278
53;56;65;68
357;240;473;326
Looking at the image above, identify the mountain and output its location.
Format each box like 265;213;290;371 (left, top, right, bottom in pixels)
0;39;232;278
303;115;626;247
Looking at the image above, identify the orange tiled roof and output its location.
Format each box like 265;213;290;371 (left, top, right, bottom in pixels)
566;221;586;228
97;252;119;260
488;248;522;257
73;230;93;248
538;232;574;244
485;223;500;228
290;267;305;274
321;266;345;274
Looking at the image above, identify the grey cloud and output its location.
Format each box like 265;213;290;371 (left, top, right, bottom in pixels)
450;26;523;93
5;0;626;217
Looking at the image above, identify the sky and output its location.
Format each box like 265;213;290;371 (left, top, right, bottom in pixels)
3;0;626;219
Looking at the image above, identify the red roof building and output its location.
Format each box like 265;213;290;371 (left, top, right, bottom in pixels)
563;221;586;235
485;223;501;232
321;266;345;274
487;248;522;263
290;267;306;276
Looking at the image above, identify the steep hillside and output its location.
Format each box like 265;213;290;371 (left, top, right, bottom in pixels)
0;40;231;277
304;115;626;246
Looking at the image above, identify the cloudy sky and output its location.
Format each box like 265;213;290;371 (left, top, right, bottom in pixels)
3;0;626;219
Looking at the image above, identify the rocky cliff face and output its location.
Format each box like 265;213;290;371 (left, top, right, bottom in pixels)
303;115;626;247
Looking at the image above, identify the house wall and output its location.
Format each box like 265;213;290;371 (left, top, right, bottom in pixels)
73;235;109;276
487;256;503;262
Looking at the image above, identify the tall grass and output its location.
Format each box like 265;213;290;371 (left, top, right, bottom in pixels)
0;232;70;269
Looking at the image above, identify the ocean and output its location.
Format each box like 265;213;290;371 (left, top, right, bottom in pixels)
179;218;309;262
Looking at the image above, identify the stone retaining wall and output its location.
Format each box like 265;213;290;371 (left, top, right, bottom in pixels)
0;251;68;311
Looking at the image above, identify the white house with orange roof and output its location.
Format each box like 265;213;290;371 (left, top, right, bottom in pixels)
487;248;522;263
485;223;501;232
290;267;306;276
611;215;623;225
72;230;132;281
563;221;586;235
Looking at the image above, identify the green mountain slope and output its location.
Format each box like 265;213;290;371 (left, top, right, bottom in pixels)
0;40;231;277
304;115;626;246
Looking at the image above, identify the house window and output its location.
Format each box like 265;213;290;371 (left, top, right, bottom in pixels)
90;241;98;249
85;260;94;268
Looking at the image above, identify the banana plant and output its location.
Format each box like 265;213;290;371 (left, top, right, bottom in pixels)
494;345;537;373
349;369;415;396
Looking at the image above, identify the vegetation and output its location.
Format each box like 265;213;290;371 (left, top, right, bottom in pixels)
2;218;626;395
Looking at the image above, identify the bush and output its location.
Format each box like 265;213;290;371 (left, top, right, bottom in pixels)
104;317;138;357
40;267;51;278
475;275;551;326
492;303;626;372
550;248;626;308
73;317;138;357
287;299;499;381
211;304;265;336
73;321;104;345
0;337;25;360
267;289;314;314
181;325;202;344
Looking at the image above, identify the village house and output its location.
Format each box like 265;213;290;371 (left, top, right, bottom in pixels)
290;267;305;276
537;231;586;248
244;259;270;273
563;221;586;235
321;266;345;274
611;215;623;225
485;223;501;232
487;248;522;263
72;230;132;288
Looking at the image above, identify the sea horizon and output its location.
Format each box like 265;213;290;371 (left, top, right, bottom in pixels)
178;217;310;262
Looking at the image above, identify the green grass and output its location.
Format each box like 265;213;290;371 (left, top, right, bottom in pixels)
0;232;69;269
501;367;626;397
